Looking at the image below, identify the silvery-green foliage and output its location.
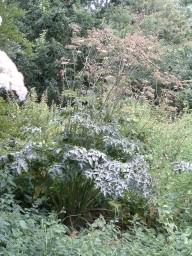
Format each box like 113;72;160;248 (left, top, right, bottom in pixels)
0;142;47;174
103;136;138;159
48;164;64;177
173;161;192;173
66;112;119;137
22;126;42;134
0;123;150;200
64;112;139;160
62;146;152;198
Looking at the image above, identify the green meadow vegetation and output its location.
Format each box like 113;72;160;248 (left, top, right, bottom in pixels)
1;0;192;255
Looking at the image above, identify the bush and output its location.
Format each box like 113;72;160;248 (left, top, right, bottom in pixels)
1;210;192;255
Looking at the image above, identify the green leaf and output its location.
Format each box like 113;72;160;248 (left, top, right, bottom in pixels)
19;220;28;230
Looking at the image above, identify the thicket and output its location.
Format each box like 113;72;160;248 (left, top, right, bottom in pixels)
1;95;192;254
1;0;192;255
1;0;192;107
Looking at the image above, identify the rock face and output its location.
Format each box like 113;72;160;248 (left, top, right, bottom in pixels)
0;50;28;101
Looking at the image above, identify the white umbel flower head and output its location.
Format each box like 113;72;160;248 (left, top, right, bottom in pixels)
0;50;28;101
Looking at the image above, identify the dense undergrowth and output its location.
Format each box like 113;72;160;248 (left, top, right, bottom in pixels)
1;94;192;255
1;0;192;254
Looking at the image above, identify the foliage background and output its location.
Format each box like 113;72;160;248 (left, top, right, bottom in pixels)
1;0;192;254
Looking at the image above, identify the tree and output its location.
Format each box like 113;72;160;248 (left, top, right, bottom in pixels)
0;0;31;57
14;0;104;102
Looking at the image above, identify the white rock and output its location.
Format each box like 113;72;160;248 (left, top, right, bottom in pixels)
0;50;28;101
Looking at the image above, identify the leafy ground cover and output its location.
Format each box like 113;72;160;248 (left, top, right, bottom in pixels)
1;95;192;254
1;0;192;254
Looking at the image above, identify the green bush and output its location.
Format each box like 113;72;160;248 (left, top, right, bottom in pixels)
1;210;192;255
1;93;192;254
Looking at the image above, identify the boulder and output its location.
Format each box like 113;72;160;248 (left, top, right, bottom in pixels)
0;50;28;101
